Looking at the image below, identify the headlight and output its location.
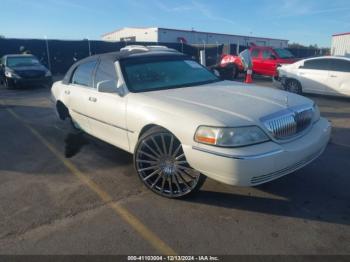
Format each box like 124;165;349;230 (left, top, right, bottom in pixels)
45;71;52;77
194;126;269;147
5;70;20;79
313;103;320;122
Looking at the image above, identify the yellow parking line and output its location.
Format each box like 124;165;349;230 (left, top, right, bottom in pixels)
4;106;176;255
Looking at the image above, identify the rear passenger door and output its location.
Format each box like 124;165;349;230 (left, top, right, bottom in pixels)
86;59;129;152
297;59;329;94
326;59;350;96
251;48;263;74
261;49;276;76
68;60;97;133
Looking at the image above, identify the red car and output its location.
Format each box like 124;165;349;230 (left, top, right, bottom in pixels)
215;46;297;79
250;46;297;77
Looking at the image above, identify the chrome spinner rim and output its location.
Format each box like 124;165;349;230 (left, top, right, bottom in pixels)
136;133;201;197
288;81;299;93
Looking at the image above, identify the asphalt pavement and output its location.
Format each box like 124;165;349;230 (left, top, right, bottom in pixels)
0;79;349;255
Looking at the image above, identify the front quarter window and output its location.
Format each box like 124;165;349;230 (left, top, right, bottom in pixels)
120;56;219;92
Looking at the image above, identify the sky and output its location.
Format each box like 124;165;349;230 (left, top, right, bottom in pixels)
1;0;349;47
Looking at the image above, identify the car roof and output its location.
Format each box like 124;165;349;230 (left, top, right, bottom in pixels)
3;54;35;58
62;47;186;85
304;56;350;61
76;48;184;64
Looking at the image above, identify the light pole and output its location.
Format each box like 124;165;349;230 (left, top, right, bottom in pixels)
87;38;92;56
44;36;51;71
216;41;219;57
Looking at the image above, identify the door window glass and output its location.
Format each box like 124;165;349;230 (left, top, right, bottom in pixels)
302;59;329;70
262;50;272;59
328;59;350;72
251;49;260;58
94;60;118;89
71;61;97;87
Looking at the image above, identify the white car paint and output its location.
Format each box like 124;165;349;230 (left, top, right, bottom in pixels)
51;51;331;189
278;56;350;97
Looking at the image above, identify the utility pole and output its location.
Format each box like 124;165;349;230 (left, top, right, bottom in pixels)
44;36;52;71
87;38;92;56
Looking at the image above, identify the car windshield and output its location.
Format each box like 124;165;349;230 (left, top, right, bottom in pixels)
6;56;41;67
274;48;294;59
120;56;220;92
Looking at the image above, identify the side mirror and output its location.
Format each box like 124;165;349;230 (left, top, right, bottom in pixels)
97;80;119;94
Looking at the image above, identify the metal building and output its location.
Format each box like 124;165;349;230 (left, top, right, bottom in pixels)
331;32;350;57
102;27;288;48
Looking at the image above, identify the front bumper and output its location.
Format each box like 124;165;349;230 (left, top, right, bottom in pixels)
272;75;285;89
183;117;331;186
9;76;53;87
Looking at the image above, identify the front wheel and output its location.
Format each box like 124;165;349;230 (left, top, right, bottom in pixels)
286;79;302;94
4;78;14;89
134;127;206;198
221;64;238;80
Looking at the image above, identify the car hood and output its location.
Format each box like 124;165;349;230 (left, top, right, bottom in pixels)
133;81;313;127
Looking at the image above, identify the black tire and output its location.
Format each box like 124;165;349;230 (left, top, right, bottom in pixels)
4;78;14;89
286;79;302;94
221;64;238;80
134;126;206;199
56;101;80;130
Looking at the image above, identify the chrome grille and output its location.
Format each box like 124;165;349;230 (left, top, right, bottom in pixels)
16;70;45;79
262;106;314;140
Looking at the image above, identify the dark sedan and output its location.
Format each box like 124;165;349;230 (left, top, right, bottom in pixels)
0;54;52;89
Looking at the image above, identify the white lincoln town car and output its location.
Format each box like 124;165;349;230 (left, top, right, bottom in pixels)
51;45;331;198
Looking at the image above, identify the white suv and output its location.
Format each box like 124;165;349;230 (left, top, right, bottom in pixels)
277;56;350;97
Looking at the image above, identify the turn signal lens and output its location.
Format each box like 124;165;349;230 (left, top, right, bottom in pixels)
194;126;269;147
194;126;219;145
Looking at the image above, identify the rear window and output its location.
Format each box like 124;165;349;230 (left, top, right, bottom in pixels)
328;59;350;72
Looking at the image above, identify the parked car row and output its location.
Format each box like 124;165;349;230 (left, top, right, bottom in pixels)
215;46;349;99
1;46;347;198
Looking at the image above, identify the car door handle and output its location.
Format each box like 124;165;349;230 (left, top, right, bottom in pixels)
88;97;97;102
329;75;337;78
64;90;70;95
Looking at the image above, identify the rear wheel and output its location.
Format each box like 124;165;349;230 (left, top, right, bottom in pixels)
286;79;302;94
56;101;80;130
134;127;206;198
